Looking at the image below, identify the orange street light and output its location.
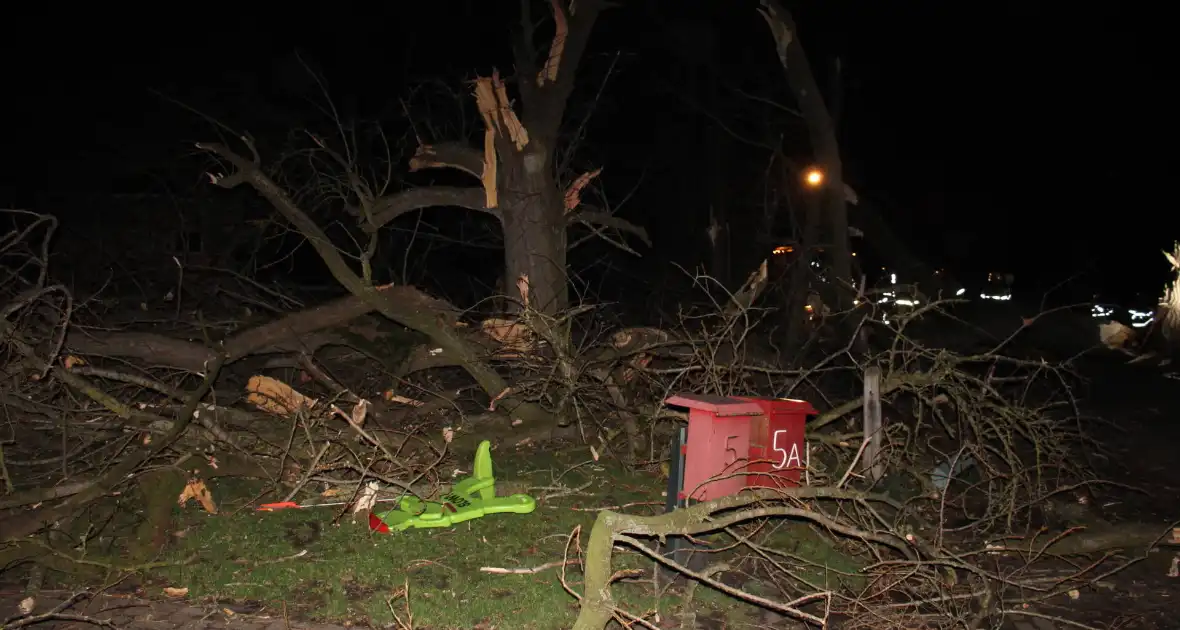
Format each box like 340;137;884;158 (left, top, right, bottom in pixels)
803;167;824;188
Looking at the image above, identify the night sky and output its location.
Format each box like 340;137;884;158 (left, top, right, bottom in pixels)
2;1;1170;305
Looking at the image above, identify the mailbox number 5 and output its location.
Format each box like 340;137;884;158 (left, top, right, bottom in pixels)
772;429;788;469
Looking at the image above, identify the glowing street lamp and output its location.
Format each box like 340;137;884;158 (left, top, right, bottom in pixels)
803;167;824;188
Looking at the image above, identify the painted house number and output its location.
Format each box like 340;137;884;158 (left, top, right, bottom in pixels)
772;429;803;470
772;429;789;469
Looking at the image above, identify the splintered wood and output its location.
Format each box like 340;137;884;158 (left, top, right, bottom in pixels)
537;0;570;86
471;71;530;209
564;167;602;212
246;375;316;416
472;72;530;151
482;128;498;208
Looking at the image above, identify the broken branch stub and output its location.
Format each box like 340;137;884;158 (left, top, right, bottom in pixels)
538;0;569;86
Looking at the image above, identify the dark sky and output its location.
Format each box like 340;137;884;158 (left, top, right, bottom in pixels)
2;1;1171;302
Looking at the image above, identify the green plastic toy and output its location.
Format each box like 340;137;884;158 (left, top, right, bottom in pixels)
368;440;536;533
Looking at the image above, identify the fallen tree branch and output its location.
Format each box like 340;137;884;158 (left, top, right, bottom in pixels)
196;138;553;425
65;291;386;372
0;340;227;540
571;488;913;630
479;559;581;574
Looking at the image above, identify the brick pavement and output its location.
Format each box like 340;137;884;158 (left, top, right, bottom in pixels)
0;591;348;630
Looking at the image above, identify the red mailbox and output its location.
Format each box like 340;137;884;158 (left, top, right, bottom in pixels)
664;394;764;501
738;397;816;489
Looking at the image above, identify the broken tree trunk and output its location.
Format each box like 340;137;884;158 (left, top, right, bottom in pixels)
359;1;647;318
759;0;853;309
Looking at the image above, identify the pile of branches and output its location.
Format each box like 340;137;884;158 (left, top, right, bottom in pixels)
490;268;1140;629
1;200;1164;630
0;208;454;576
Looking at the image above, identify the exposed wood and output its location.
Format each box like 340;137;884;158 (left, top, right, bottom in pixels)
862;366;884;483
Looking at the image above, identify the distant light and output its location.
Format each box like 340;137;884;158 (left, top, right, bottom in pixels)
955;288;966;296
772;245;794;255
804;168;824;188
890;273;897;285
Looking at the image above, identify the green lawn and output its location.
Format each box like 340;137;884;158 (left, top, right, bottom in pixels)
148;448;758;628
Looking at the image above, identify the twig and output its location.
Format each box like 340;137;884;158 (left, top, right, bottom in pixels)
480;559;582;574
0;591;116;630
1002;609;1101;630
837;435;871;489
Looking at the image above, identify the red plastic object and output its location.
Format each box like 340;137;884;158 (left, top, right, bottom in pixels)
256;501;300;511
664;394;764;501
738;397;816;489
369;512;391;534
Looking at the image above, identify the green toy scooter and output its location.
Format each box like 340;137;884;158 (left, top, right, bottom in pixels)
368;440;536;533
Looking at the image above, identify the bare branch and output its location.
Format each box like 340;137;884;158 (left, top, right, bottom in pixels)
521;0;610;139
366;186;495;232
569;208;651;246
408;142;485;179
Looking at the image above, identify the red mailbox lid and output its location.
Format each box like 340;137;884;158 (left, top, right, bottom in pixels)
759;397;818;416
664;394;764;417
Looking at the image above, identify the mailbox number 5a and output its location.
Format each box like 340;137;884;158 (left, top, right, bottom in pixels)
772;429;788;469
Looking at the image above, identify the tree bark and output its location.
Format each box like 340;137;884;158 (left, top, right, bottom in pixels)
65;292;386;372
759;1;853;308
498;148;569;314
359;2;650;318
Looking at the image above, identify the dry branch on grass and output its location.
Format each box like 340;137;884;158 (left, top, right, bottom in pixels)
0;208;441;581
506;262;1132;628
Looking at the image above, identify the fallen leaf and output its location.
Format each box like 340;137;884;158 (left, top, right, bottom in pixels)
352;481;380;514
177;478;218;514
18;597;34;615
442;427;455;443
384;392;425;406
511;418;523;427
1067;589;1080;600
63;355;86;369
350;399;370;427
162;587;189;598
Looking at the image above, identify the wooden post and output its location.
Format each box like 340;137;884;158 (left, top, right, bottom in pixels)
863;366;884;482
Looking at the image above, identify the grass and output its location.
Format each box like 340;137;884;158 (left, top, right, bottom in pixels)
146;446;749;628
0;441;863;628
